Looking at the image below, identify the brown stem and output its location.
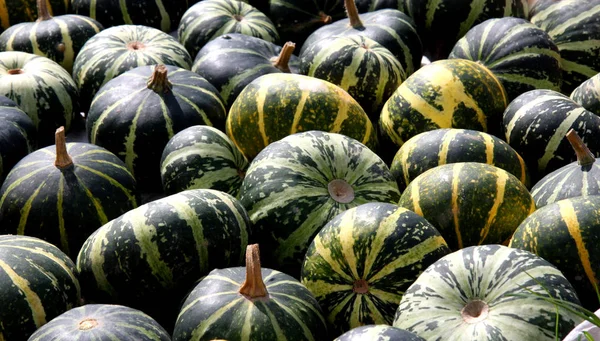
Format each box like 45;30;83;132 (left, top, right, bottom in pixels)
239;244;268;298
566;129;596;166
55;127;73;169
272;42;296;73
36;0;52;21
344;0;364;29
147;65;172;94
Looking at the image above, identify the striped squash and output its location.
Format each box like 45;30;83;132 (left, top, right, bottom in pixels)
393;244;583;340
510;195;600;311
192;33;299;108
301;203;451;335
178;0;279;59
0;95;35;183
301;0;422;77
76;189;251;331
299;34;405;121
571;72;600;115
531;130;600;208
335;325;425;341
71;0;190;32
449;17;562;101
0;0;103;74
391;129;529;192
0;235;81;341
226;73;378;161
0;0;68;33
72;24;192;111
160;125;248;196
0;127;138;259
379;59;508;150
530;0;600;95
173;244;328;341
239;131;400;277
398;162;535;250
0;51;78;146
404;0;528;61
86;64;226;191
28;304;171;341
503;89;600;181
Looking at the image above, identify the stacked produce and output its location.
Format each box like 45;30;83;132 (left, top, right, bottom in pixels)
0;0;599;339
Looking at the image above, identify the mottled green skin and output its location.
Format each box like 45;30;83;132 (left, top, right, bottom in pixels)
0;142;138;259
530;0;600;95
405;0;528;61
571;72;600;116
226;73;377;161
334;325;425;341
173;267;328;341
449;17;561;101
0;0;68;32
299;35;405;121
239;131;400;277
301;203;450;336
0;95;35;184
72;25;192;112
510;196;600;310
29;304;171;341
76;189;251;331
0;51;79;147
178;0;279;59
300;9;421;77
0;235;81;341
393;245;582;340
503;89;600;182
192;33;300;108
398;162;535;251
391;128;529;192
0;14;103;73
87;64;226;191
160;125;248;196
379;59;508;149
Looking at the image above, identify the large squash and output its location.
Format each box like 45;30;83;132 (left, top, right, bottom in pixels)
0;95;35;183
0;0;68;33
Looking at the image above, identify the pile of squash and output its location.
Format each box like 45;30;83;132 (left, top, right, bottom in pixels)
1;0;600;340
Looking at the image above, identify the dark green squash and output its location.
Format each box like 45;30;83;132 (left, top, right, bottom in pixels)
0;95;35;183
0;0;68;33
571;72;600;115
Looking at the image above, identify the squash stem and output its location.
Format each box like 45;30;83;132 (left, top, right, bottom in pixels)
55;127;73;169
36;0;52;21
345;0;364;29
566;129;596;166
239;244;268;299
272;42;296;73
147;65;172;94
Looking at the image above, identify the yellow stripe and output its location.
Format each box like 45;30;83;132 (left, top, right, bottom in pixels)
272;299;315;341
290;90;310;134
549;5;600;37
330;89;353;133
400;139;414;187
398;85;449;128
478;170;507;244
339;209;360;279
87;227;117;296
74;173;109;224
312;229;354;282
18;176;50;235
458;0;486;39
256;85;269;148
538;108;586;172
559;200;598;288
410;181;423;216
190;298;245;339
124;93;153;175
452;163;463;249
56;176;69;255
76;164;137;208
471;60;507;108
262;301;287;340
90;0;96;18
362;207;407;278
438;129;459;165
481;132;495;164
55;18;75;72
0;0;9;29
240;302;253;341
0;259;46;327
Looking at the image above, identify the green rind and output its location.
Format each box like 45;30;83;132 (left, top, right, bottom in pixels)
571;72;600;116
397;162;535;250
0;95;35;183
334;325;425;341
160;125;249;196
393;244;582;340
301;202;450;335
28;304;171;340
0;0;69;31
239;130;400;277
449;16;562;101
226;73;378;161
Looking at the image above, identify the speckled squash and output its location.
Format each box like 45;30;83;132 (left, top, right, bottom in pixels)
571;72;600;116
334;325;425;341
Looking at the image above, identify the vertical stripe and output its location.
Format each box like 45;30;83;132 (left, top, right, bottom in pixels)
124;93;152;175
272;300;315;341
56;175;69;255
168;193;209;272
0;259;46;327
339;209;360;279
410;182;423;216
256;86;269;148
89;0;96;18
87;227;117;296
538;108;586;172
478;170;507;244
55;19;75;71
331;91;352;133
400;141;414;187
452;163;463;249
438;129;459;165
190;298;244;339
17;178;50;235
290;91;310;134
155;0;171;32
119;0;133;24
481;132;495;164
74;174;109;224
240;303;253;341
262;302;287;341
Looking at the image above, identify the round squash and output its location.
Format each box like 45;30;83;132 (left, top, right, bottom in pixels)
0;127;138;259
87;64;226;191
571;72;600;116
28;304;171;341
173;244;328;341
226;73;378;161
301;202;451;335
239;130;400;277
0;95;35;183
160;125;248;196
334;325;425;341
72;24;192;111
398;162;535;250
0;235;81;341
0;0;68;33
393;244;582;340
449;17;562;101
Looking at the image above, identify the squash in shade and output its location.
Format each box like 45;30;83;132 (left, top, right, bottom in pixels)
0;0;68;33
0;95;35;183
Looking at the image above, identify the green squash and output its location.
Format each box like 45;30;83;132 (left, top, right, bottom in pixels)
0;95;35;183
0;0;68;33
571;72;600;115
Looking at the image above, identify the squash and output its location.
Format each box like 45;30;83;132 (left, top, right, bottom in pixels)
571;72;600;116
0;95;35;183
334;325;425;341
0;0;68;33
